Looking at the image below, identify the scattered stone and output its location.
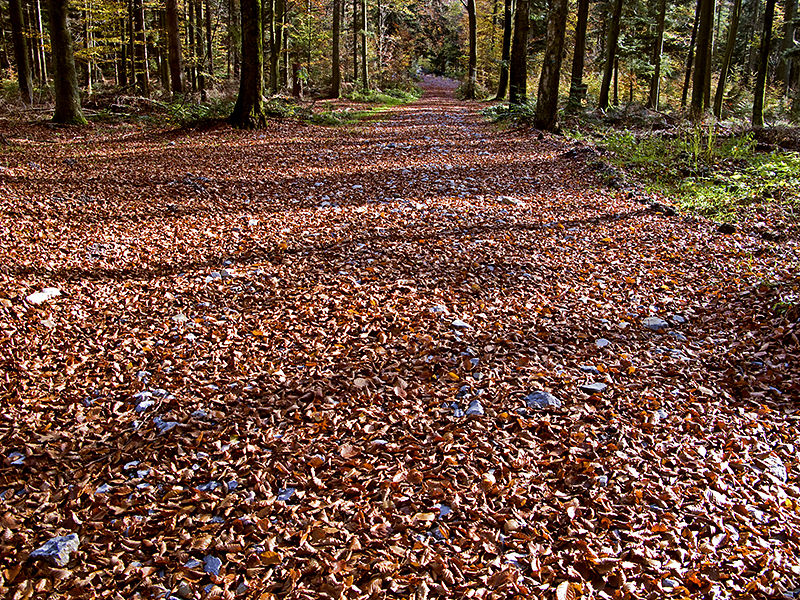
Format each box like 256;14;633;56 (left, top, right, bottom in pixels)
203;555;222;576
497;196;524;207
30;534;80;567
524;391;561;409
25;288;61;305
643;316;669;331
596;475;609;487
451;319;470;330
220;269;235;279
277;487;297;503
662;579;680;590
174;581;194;599
153;416;179;434
595;338;611;348
755;455;788;483
96;483;111;494
450;402;464;418
430;304;448;314
437;504;451;518
669;331;688;342
671;314;687;324
580;382;607;394
579;365;600;375
185;558;202;569
8;451;25;466
503;519;520;534
716;222;736;235
465;399;484;416
135;400;155;413
196;481;220;492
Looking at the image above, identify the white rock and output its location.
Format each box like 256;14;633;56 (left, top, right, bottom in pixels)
26;288;61;305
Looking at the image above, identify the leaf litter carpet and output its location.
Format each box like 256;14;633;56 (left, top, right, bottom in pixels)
1;78;799;599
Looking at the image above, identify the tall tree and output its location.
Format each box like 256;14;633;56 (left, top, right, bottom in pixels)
494;0;513;99
647;0;668;109
269;0;283;91
681;0;701;106
166;0;184;93
508;0;528;103
690;0;714;119
713;0;742;116
47;0;87;124
132;0;149;95
598;0;623;110
195;0;206;99
9;0;33;103
534;0;568;130
360;0;368;88
331;0;341;96
778;0;797;88
230;0;267;126
753;0;777;126
567;0;588;109
463;0;477;98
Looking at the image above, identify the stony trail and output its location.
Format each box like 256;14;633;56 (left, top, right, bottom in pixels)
1;77;798;599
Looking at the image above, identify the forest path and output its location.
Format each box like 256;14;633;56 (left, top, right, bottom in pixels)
1;77;798;598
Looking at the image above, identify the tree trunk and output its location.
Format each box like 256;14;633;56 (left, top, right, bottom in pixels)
196;0;206;99
778;0;797;88
9;0;33;103
230;0;266;127
360;0;368;89
713;0;741;116
598;0;623;110
269;0;283;91
353;0;358;83
331;0;341;96
691;0;714;119
703;1;714;109
133;0;149;95
166;0;184;93
647;0;667;109
681;0;701;107
47;0;87;124
508;0;529;104
495;0;513;98
753;0;777;126
534;0;567;130
206;0;213;81
567;0;588;110
464;0;477;98
33;0;48;84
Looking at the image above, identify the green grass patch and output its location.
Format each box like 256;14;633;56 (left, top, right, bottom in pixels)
345;86;422;106
481;102;538;126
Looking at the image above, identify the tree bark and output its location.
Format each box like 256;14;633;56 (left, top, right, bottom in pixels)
166;0;184;93
566;0;588;109
681;0;700;107
9;0;33;103
713;0;741;116
47;0;87;124
508;0;528;104
534;0;567;130
353;0;358;83
598;0;623;110
133;0;149;96
360;0;368;89
495;0;513;99
691;0;714;119
778;0;797;88
753;0;777;126
196;0;206;99
206;0;213;80
269;0;283;91
647;0;667;109
464;0;477;98
230;0;266;127
331;0;341;96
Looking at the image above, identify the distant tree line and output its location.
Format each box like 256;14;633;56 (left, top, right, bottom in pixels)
1;0;798;128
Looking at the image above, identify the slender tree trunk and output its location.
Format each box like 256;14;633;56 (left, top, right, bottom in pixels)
206;0;213;82
133;0;149;95
34;0;47;83
508;0;529;104
753;0;777;126
691;0;714;118
166;0;184;93
230;0;266;126
495;0;513;98
158;10;171;89
778;0;797;88
704;1;714;109
613;55;619;104
567;0;588;109
713;0;741;116
47;0;87;124
647;0;667;109
119;15;129;87
196;0;206;99
0;18;11;70
269;0;283;91
281;6;288;87
681;0;701;107
360;0;368;88
464;0;477;98
188;0;196;89
353;0;358;83
534;0;567;130
9;0;33;103
598;0;623;110
331;0;341;96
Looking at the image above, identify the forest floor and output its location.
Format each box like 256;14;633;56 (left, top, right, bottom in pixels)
1;76;800;599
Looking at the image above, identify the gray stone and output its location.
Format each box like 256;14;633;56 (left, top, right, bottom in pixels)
579;365;600;375
277;487;297;502
524;391;561;409
451;319;470;330
643;316;669;331
580;382;607;394
465;399;484;416
595;338;611;348
203;555;222;576
30;534;80;567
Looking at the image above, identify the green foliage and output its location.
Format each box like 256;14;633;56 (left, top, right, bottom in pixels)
345;87;422;105
597;127;800;221
455;80;490;100
481;101;538;125
164;98;236;126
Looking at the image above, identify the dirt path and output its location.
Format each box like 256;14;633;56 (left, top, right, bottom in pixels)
1;79;799;598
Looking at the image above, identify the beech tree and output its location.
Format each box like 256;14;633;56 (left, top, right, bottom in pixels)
714;0;742;117
598;0;623;110
507;0;528;104
9;0;33;103
567;0;588;110
462;0;478;98
534;0;567;130
166;0;184;93
690;0;714;119
230;0;267;127
646;0;667;110
753;0;777;126
48;0;87;124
